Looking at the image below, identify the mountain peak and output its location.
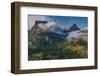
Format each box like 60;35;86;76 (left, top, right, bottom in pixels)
69;24;80;32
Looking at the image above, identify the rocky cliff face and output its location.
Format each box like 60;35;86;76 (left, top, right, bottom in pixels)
69;24;80;32
29;20;87;45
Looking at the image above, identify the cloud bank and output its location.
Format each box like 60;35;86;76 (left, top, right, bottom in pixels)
28;15;56;30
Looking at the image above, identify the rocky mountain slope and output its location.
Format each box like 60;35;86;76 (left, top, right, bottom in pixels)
28;20;87;44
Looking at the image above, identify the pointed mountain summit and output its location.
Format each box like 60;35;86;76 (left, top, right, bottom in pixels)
69;24;80;32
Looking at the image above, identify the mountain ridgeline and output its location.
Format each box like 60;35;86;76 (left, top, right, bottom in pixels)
69;24;80;32
28;20;88;60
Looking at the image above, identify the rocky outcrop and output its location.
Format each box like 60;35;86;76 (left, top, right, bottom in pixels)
69;24;80;32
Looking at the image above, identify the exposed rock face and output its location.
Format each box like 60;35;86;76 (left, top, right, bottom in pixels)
69;24;80;32
29;20;87;46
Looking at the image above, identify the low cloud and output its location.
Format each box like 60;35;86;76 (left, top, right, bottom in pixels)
28;15;56;30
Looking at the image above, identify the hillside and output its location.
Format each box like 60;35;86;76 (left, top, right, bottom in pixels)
28;20;88;60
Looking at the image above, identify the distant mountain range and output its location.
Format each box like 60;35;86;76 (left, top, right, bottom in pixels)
29;20;87;43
